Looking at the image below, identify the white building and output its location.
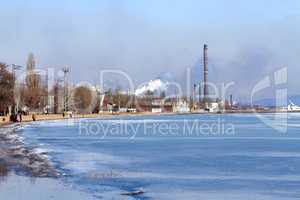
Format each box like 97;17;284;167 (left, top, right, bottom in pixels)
282;101;300;112
173;99;190;113
152;108;162;113
208;102;219;113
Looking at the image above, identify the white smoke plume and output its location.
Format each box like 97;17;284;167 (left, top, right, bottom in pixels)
135;79;168;96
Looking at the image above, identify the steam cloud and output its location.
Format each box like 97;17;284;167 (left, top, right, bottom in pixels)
135;79;168;96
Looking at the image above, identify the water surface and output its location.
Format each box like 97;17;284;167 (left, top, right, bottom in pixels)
20;113;300;199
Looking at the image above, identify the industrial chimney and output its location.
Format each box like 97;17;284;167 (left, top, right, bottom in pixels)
203;44;209;105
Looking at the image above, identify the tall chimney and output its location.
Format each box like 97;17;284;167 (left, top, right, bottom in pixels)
203;44;209;103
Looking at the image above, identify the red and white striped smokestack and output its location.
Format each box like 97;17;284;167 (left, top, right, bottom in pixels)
203;44;208;102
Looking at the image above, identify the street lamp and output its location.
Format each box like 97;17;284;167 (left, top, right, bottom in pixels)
10;64;23;114
62;67;70;112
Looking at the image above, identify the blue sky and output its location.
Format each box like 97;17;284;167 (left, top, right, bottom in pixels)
0;0;300;100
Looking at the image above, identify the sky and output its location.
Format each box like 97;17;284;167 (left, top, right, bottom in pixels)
0;0;300;101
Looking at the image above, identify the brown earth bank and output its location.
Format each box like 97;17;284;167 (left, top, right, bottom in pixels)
0;112;158;127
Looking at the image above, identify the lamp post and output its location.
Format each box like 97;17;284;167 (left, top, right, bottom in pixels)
11;64;23;114
62;67;70;112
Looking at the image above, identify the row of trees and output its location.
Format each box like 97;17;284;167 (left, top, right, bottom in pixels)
1;53;202;115
0;53;118;115
1;52;146;115
0;53;47;115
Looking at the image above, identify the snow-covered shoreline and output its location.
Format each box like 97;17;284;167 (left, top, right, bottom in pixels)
0;124;100;200
0;124;59;177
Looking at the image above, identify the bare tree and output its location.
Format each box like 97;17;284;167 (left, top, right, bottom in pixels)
112;88;130;109
0;63;13;115
24;53;43;110
73;86;93;113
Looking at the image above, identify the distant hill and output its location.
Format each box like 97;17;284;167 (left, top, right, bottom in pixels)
254;95;300;107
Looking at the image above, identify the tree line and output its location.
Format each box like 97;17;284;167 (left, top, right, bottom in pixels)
0;53;47;116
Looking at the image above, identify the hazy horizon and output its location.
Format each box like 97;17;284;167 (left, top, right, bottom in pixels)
0;0;299;101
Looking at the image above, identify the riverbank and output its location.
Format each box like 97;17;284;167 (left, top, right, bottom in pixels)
0;124;59;177
3;106;300;127
0;112;155;127
1;109;294;127
0;123;99;200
